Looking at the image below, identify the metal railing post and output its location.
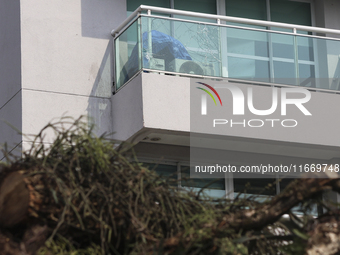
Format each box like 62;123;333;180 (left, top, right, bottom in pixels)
147;9;152;68
113;37;117;94
293;28;300;86
137;15;142;71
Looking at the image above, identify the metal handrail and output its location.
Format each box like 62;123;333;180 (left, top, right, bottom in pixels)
111;5;340;37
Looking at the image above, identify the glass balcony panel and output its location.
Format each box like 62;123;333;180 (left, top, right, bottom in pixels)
226;27;269;57
270;28;310;35
115;20;140;90
304;38;340;90
299;63;316;88
141;16;221;76
173;15;217;24
225;26;270;81
115;13;340;93
298;36;314;62
271;33;294;59
324;39;340;89
227;57;270;82
273;61;296;85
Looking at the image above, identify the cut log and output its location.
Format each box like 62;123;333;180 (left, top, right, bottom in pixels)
0;224;48;255
0;172;30;227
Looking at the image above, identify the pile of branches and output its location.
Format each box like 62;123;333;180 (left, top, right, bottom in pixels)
0;117;340;255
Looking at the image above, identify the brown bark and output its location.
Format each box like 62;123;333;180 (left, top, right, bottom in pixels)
0;225;48;255
1;170;340;254
219;173;340;232
306;211;340;255
0;172;30;227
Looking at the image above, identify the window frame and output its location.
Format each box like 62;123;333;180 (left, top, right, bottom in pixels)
218;0;315;26
138;157;301;199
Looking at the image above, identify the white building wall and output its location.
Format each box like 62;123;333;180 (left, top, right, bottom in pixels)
322;0;340;31
2;0;340;157
19;0;126;143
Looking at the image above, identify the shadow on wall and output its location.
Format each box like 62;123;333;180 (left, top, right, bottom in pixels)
87;41;114;137
81;0;126;137
81;0;125;39
0;0;22;160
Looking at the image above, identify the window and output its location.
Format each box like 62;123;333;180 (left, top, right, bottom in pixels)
141;162;226;199
233;173;277;200
226;0;267;21
140;161;319;215
224;0;315;86
270;0;312;26
225;0;312;26
181;165;226;199
127;0;217;14
234;175;319;215
174;0;217;15
142;163;178;186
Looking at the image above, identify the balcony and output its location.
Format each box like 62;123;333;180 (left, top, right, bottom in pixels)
111;6;340;160
113;5;340;92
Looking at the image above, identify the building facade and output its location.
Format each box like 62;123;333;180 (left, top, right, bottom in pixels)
1;0;340;200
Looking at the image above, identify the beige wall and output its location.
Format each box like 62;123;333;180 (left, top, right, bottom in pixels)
19;0;126;140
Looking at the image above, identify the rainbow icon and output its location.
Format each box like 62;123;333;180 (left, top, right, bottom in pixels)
196;82;222;106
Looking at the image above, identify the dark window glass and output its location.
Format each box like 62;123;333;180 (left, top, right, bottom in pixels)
174;0;216;14
270;0;312;26
226;0;267;20
143;163;177;186
181;166;225;190
127;0;170;12
234;173;276;196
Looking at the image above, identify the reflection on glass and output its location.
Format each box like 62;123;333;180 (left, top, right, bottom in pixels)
226;27;269;57
298;37;314;62
228;57;270;82
273;61;295;84
272;33;294;59
181;166;225;199
115;21;140;89
299;64;315;88
141;16;221;77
